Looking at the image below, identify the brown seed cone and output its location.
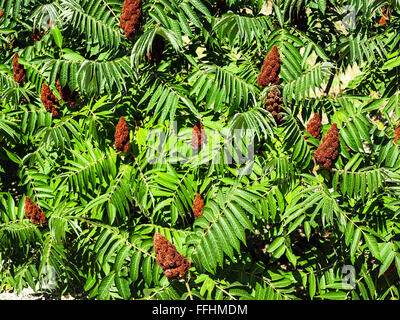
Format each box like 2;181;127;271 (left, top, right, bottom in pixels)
193;193;205;219
394;125;400;145
146;34;165;64
257;46;281;87
192;120;205;150
40;83;59;116
32;28;42;43
305;113;322;140
265;86;283;123
12;52;27;84
24;196;46;224
115;116;130;152
153;232;191;280
55;77;77;107
120;0;142;40
314;123;340;169
257;45;281;87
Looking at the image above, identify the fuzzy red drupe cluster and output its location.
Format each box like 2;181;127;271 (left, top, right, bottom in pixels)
120;0;142;40
40;83;59;116
265;86;283;123
153;232;191;280
305;113;322;140
12;52;27;84
192;120;205;150
314;123;339;169
146;34;165;64
56;77;77;107
24;196;46;224
257;45;281;88
114;116;130;152
193;193;205;219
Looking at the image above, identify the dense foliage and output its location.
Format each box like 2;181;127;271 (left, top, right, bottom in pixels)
1;0;400;300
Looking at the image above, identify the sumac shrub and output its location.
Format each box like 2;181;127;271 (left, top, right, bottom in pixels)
0;0;400;302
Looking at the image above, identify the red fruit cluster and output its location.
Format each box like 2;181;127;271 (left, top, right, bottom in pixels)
146;34;165;64
40;83;59;116
120;0;142;40
32;28;42;43
153;232;191;280
115;116;130;152
193;194;205;219
394;125;400;145
257;45;281;87
56;77;77;107
265;86;283;123
305;113;322;140
314;123;340;169
24;196;46;224
12;52;27;84
192;120;205;150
